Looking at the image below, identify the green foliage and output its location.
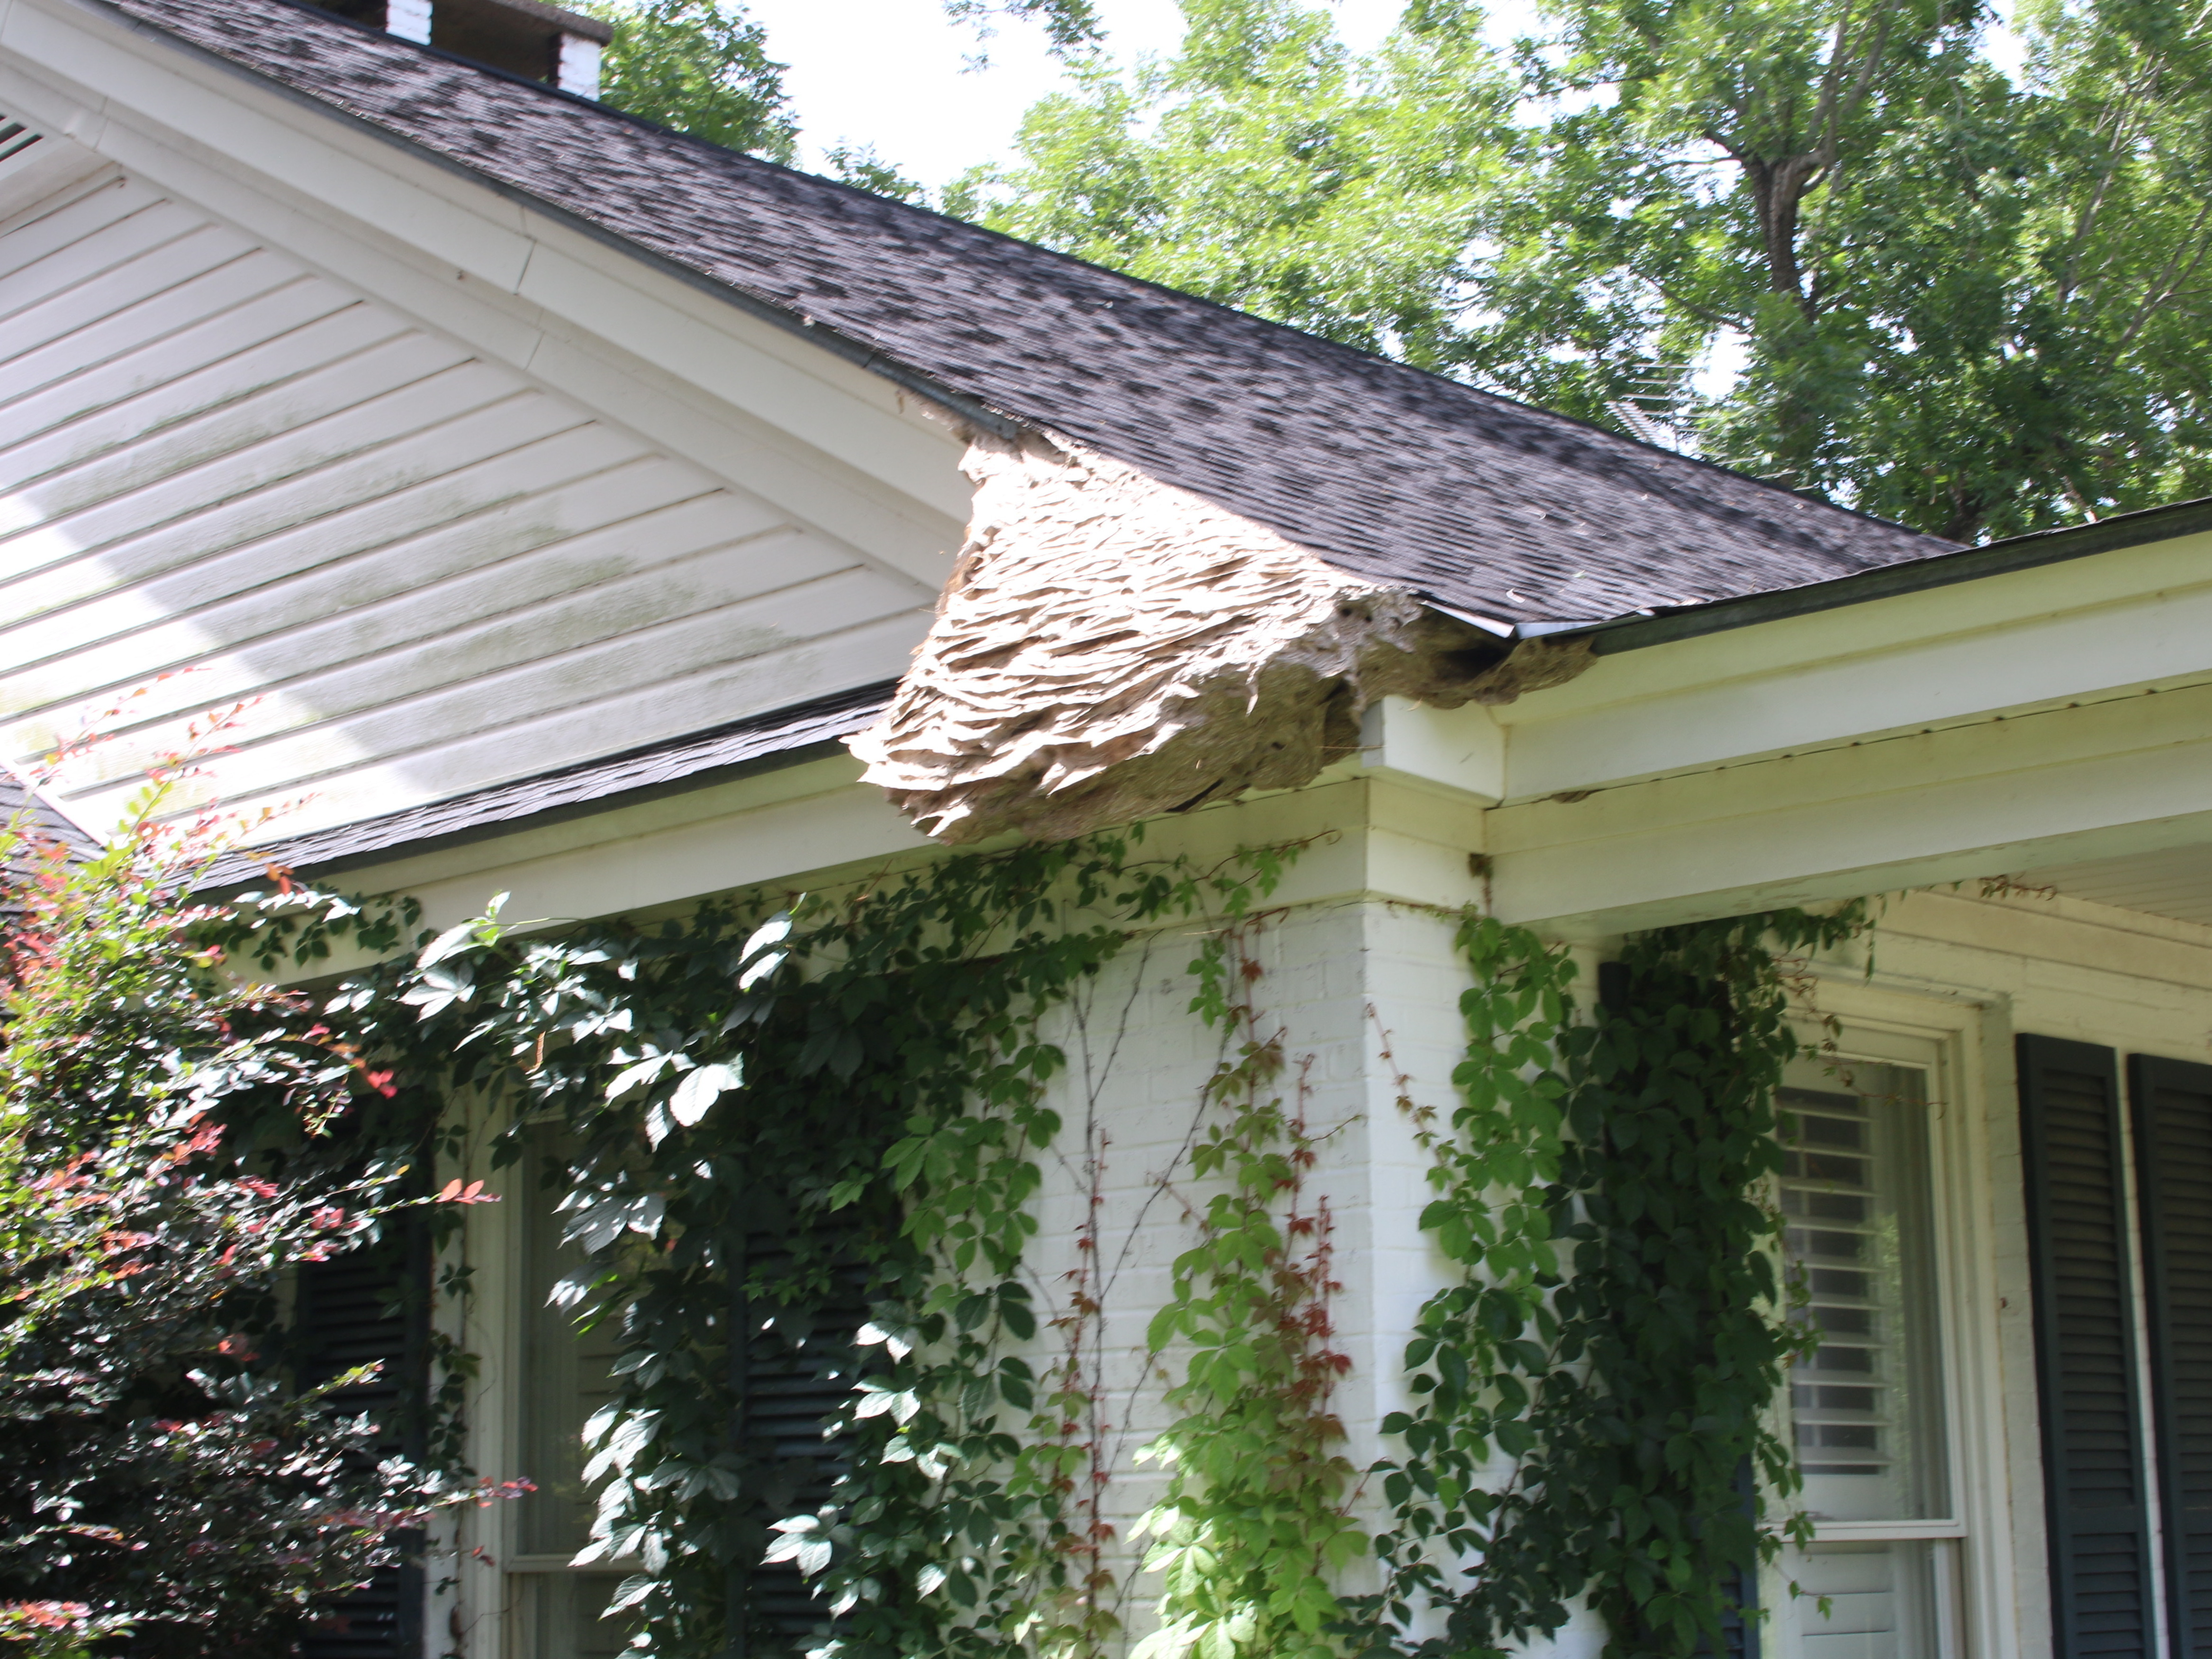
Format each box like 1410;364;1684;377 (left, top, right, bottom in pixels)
1132;921;1361;1659
827;144;929;202
0;764;469;1654
948;0;1512;368
945;0;1104;57
211;760;1871;1659
581;0;797;159
1356;906;1866;1659
1499;0;2212;539
250;832;1303;1658
960;0;2212;544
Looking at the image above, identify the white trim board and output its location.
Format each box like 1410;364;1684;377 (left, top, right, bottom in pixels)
0;0;973;586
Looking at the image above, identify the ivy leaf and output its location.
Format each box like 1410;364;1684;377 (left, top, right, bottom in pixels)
607;1574;656;1612
668;1061;741;1127
399;963;474;1018
995;1282;1036;1340
764;1515;833;1577
415;896;506;972
736;911;795;991
605;1055;670;1102
853;1380;920;1423
855;1321;914;1361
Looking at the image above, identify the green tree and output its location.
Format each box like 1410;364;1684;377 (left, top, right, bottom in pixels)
955;0;2212;543
948;0;1512;366
583;0;797;160
1499;0;2212;538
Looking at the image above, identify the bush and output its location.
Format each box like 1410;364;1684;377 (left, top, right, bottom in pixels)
0;735;472;1656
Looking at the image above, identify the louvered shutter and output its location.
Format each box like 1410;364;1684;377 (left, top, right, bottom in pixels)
1715;1459;1759;1659
2020;1034;2157;1659
293;1222;430;1659
2131;1055;2212;1658
729;1226;871;1652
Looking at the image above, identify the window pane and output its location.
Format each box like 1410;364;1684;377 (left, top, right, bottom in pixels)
515;1574;643;1658
1788;1540;1948;1659
1780;1061;1949;1523
517;1131;623;1557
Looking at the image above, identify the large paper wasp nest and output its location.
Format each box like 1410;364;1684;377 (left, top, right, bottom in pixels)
848;430;1589;843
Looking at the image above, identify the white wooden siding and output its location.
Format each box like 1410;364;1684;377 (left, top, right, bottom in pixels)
0;165;939;840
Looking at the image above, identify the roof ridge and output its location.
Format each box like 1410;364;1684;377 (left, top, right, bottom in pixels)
85;0;1957;625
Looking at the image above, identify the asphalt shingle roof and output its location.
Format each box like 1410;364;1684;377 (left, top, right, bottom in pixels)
197;681;894;885
2;769;100;908
101;0;1956;627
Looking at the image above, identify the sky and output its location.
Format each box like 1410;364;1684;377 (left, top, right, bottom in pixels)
739;0;2022;402
745;0;2025;195
744;0;1544;191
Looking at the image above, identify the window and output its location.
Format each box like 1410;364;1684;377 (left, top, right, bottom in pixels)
507;1130;640;1659
1775;1052;1965;1659
491;1131;867;1658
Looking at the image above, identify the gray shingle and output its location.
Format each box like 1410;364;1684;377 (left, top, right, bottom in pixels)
2;768;100;908
197;680;894;886
98;0;1957;628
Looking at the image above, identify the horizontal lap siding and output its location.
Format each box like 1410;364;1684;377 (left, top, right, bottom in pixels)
0;170;936;839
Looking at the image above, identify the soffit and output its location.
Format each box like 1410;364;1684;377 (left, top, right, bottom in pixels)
2021;848;2212;930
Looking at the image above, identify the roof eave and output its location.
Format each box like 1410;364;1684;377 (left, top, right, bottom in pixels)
80;0;1025;443
1539;496;2212;655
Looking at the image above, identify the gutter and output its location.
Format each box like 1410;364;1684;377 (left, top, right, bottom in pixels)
1536;496;2212;656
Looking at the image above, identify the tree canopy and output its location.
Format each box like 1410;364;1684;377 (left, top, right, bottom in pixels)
952;0;2212;543
575;0;2212;546
582;0;797;159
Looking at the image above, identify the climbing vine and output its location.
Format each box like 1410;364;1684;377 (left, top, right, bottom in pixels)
217;818;1869;1659
228;831;1318;1659
1356;905;1869;1659
1132;918;1364;1659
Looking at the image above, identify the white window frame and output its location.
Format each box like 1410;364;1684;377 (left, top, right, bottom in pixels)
1763;974;2021;1659
434;1111;644;1659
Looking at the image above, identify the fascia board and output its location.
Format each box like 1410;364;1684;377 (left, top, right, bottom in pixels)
0;0;973;585
1565;497;2212;657
251;771;935;983
0;0;534;279
301;766;1482;965
1490;676;2212;935
1499;527;2212;801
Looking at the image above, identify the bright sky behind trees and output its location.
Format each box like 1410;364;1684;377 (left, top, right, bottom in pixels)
744;0;1458;187
743;0;2016;193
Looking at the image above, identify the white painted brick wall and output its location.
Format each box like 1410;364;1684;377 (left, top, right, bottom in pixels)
1006;898;1621;1649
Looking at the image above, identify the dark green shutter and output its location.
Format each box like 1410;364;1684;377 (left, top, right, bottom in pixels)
293;1222;430;1659
2020;1034;2157;1659
2131;1055;2212;1658
729;1225;871;1652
